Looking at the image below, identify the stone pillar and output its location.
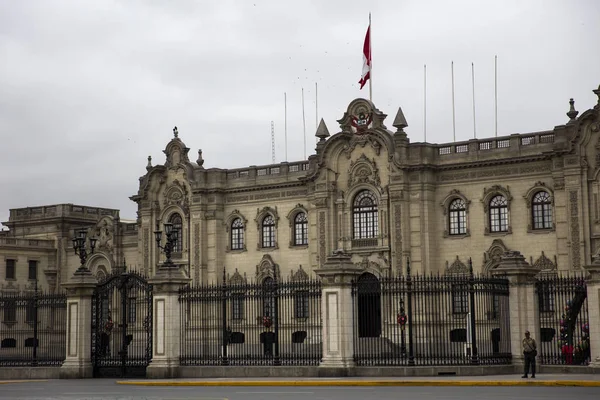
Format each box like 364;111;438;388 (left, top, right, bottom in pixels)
583;263;600;369
491;251;540;367
59;268;98;378
314;250;363;376
146;263;191;378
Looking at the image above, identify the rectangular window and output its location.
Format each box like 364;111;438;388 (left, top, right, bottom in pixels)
451;284;469;314
128;298;137;323
28;260;38;280
294;291;309;319
3;299;17;322
538;284;554;312
5;259;16;280
231;294;244;320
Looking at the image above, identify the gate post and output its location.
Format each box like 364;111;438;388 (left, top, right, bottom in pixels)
583;262;600;370
314;250;363;376
59;268;98;378
147;263;190;379
491;251;540;371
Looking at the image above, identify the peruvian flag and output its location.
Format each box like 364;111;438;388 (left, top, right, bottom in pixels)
358;24;371;90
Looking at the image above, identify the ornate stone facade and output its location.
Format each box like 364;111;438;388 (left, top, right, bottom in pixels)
2;84;600;290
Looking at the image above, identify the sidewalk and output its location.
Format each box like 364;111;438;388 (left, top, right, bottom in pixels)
116;374;600;387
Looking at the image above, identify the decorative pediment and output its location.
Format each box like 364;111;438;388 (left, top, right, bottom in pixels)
481;185;512;211
290;265;310;281
440;189;471;215
483;239;510;274
446;256;469;275
254;206;279;229
163;126;191;167
228;268;248;286
163;179;190;211
531;251;556;272
524;181;553;207
337;98;388;134
347;153;381;189
286;204;308;228
224;209;248;231
354;255;382;275
256;254;278;281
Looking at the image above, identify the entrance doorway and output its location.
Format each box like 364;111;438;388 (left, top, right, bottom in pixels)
356;272;381;337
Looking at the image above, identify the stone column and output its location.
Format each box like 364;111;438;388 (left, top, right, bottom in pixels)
146;263;191;378
491;251;540;368
314;250;363;376
59;268;98;378
583;263;600;369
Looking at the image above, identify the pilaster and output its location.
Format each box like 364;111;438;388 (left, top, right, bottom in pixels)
314;250;363;375
583;263;600;368
59;268;98;379
146;262;191;378
491;250;540;366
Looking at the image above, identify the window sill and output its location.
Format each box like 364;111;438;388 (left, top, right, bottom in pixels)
289;243;309;250
527;228;555;234
226;247;247;254
484;229;512;237
443;232;471;239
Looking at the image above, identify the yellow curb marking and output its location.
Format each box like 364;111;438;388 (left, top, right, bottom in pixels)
116;380;600;387
0;380;48;385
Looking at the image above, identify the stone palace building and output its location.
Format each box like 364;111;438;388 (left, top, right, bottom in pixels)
2;85;600;292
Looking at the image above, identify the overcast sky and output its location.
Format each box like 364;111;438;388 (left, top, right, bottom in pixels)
1;0;599;227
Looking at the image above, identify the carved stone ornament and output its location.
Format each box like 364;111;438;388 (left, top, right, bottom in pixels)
225;209;248;231
482;239;510;274
94;216;114;253
355;255;382;274
228;268;247;285
531;251;556;272
347;153;381;189
446;256;469;275
343;134;383;159
256;254;278;281
254;206;279;229
290;265;310;281
286;204;308;228
163;179;190;211
481;185;512;212
337;98;388;133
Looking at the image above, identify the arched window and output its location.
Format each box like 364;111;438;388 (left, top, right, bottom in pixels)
293;212;308;246
262;215;275;248
352;190;378;240
489;195;508;233
449;198;467;235
532;191;552;230
231;218;244;250
169;213;183;253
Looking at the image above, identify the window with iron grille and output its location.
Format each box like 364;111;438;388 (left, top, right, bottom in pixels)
294;291;309;318
352;190;378;239
449;198;467;235
3;299;16;322
231;293;245;320
538;283;554;312
261;215;275;248
451;284;469;314
489;195;508;232
262;277;275;317
293;212;308;246
5;259;15;280
28;260;38;280
169;213;183;253
26;300;35;323
128;298;137;323
230;218;244;250
532;191;552;230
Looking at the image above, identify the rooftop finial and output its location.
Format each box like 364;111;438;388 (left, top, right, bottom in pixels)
197;149;204;168
594;85;600;107
173;126;178;138
146;155;152;171
393;107;408;132
315;118;330;142
567;98;579;122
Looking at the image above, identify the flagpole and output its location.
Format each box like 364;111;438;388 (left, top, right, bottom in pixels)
471;62;477;139
368;12;372;103
302;87;307;160
424;64;427;142
284;92;288;161
494;55;498;137
315;82;318;132
451;61;456;142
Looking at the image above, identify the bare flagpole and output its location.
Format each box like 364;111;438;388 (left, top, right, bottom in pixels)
284;92;288;161
471;62;477;139
369;12;372;102
451;61;456;142
494;55;498;137
302;87;307;160
424;64;427;142
315;82;318;132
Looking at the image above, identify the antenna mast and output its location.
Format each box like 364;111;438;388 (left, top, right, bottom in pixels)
271;121;276;163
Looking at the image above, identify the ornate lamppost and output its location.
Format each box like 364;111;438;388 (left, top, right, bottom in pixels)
72;228;97;273
154;222;179;267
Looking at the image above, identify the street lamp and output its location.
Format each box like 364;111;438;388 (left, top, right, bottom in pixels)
154;222;179;266
72;228;97;273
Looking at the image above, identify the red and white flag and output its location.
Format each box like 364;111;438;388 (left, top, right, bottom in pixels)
358;23;371;90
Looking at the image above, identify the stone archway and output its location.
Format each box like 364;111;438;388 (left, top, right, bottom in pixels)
356;272;382;338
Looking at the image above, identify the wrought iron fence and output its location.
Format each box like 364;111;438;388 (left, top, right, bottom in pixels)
0;290;67;366
352;260;511;366
536;274;590;365
179;270;322;366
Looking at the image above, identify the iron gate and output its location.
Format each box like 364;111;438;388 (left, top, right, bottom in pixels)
91;271;153;378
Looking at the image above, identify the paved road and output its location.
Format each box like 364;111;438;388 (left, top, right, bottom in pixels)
1;380;599;400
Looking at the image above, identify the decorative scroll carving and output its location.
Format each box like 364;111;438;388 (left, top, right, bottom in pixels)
342;135;383;159
194;223;200;283
319;211;326;266
256;254;277;282
347;154;381;189
482;239;510;275
356;256;382;274
569;190;581;269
